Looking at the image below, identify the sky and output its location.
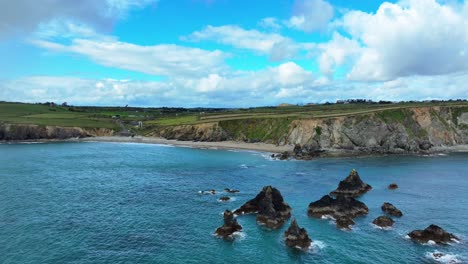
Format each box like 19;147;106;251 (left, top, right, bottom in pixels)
0;0;467;107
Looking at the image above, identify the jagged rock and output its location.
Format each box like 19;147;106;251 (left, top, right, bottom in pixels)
388;183;398;190
307;195;369;219
330;169;372;197
234;186;291;229
336;216;355;230
215;210;242;239
408;225;458;244
219;196;230;202
381;202;403;217
224;188;240;193
284;218;312;250
373;216;394;228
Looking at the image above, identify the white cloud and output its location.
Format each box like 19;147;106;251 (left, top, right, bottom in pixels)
259;17;282;30
184;25;302;61
332;0;468;81
318;33;361;76
287;0;334;32
32;37;226;78
0;0;158;38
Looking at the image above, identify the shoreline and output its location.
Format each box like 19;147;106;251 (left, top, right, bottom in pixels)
78;136;292;153
2;136;468;157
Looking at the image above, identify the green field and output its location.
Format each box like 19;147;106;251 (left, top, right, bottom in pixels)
1;101;468;134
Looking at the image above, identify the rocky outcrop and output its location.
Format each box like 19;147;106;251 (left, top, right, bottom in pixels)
388;183;398;190
408;225;458;244
0;124;114;141
330;169;372;197
215;210;242;239
284;219;312;250
219;196;230;202
224;188;239;193
381;202;403;217
335;216;355;230
307;195;369;219
150;122;229;142
234;186;291;229
373;216;394;228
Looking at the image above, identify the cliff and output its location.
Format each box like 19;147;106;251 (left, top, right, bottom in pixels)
0;124;114;141
149;106;468;157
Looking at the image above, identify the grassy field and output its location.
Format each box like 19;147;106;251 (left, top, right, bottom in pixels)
1;101;468;133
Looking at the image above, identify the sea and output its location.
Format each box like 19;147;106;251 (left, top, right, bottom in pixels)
0;142;467;264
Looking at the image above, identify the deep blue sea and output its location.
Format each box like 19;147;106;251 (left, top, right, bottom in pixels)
0;142;467;264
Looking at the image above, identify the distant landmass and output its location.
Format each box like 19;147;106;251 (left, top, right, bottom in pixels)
1;100;467;158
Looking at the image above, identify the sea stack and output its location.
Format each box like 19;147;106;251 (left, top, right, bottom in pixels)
214;210;242;239
307;195;369;222
408;225;458;244
284;218;312;250
234;186;291;229
330;169;372;197
381;202;403;217
373;216;394;228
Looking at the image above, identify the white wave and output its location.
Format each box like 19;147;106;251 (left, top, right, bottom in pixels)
425;251;462;263
295;172;306;175
239;164;249;169
17;141;45;144
371;223;392;230
232;231;245;240
422;240;437;246
321;215;335;221
310;240;326;250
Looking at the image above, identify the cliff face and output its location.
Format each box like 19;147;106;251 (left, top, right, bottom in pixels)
151;106;468;155
0;124;114;141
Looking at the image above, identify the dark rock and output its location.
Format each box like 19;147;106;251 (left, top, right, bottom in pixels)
373;216;394;228
381;202;403;217
219;196;230;202
279;151;290;160
336;216;355;230
408;225;458;244
284;218;312;250
330;169;372;197
215;210;242;239
388;183;398;190
224;188;240;193
234;186;291;229
307;195;369;219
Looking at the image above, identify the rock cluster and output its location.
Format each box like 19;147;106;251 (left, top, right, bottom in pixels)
330;169;372;197
215;210;242;239
408;225;458;244
234;186;291;229
284;219;312;250
372;216;394;228
308;195;369;219
381;202;403;217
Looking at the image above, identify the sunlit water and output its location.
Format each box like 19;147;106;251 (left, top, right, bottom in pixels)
1;142;467;263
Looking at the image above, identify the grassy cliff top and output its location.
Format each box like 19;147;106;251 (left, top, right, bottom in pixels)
1;101;468;131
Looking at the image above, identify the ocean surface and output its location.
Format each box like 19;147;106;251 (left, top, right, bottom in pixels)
0;142;467;264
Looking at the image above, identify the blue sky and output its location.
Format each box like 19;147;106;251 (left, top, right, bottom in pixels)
0;0;467;107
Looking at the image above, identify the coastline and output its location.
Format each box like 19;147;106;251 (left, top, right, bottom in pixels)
78;136;292;153
3;135;468;156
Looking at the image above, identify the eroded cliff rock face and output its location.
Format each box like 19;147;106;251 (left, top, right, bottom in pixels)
149;106;468;156
0;124;114;141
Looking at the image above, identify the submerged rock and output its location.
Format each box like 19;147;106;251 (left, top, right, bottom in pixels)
408;225;458;244
381;202;403;217
373;216;394;228
224;188;240;193
388;183;398;190
234;186;291;229
219;196;230;202
336;216;355;230
284;218;312;250
307;195;369;219
330;169;372;197
215;210;242;239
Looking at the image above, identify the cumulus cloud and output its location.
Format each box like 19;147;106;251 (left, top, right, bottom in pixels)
328;0;468;81
287;0;334;32
184;25;308;61
0;0;158;38
259;17;282;30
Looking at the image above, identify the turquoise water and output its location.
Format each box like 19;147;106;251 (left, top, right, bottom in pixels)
0;142;467;264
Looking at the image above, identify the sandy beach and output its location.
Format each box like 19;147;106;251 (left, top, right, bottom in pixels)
78;136;292;153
